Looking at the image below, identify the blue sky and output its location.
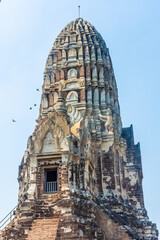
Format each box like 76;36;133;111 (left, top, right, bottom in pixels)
0;0;159;232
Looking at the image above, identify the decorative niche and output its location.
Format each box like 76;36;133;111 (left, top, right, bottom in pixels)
68;68;77;79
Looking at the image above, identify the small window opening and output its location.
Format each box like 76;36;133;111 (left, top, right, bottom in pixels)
44;168;58;193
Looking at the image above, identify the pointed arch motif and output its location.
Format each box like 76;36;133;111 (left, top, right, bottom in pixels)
33;115;69;153
66;91;78;102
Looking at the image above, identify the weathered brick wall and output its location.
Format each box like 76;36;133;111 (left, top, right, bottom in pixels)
95;206;133;240
26;218;59;240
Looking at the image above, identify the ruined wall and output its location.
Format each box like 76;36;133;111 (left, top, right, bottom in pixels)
122;125;144;208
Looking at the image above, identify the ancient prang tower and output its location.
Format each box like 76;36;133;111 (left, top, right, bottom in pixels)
1;18;158;240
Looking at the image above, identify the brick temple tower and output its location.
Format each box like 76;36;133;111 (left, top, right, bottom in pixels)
0;18;158;240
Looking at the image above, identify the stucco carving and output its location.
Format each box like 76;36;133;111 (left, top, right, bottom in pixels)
42;132;56;153
33;113;69;153
66;91;78;102
99;108;114;135
68;69;77;79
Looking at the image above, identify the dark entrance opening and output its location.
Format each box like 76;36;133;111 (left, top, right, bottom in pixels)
44;168;58;193
46;170;57;182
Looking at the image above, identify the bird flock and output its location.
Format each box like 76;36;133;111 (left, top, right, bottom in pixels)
12;89;40;123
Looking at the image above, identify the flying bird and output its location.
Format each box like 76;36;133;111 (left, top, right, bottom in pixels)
34;104;37;107
36;89;39;92
12;119;16;122
30;107;32;110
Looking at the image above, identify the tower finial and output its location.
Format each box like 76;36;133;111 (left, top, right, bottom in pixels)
78;6;80;18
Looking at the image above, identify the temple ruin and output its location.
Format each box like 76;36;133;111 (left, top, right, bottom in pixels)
0;18;158;240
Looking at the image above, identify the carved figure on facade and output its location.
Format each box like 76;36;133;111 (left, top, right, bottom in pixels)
79;117;92;158
99;108;114;135
68;68;77;79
